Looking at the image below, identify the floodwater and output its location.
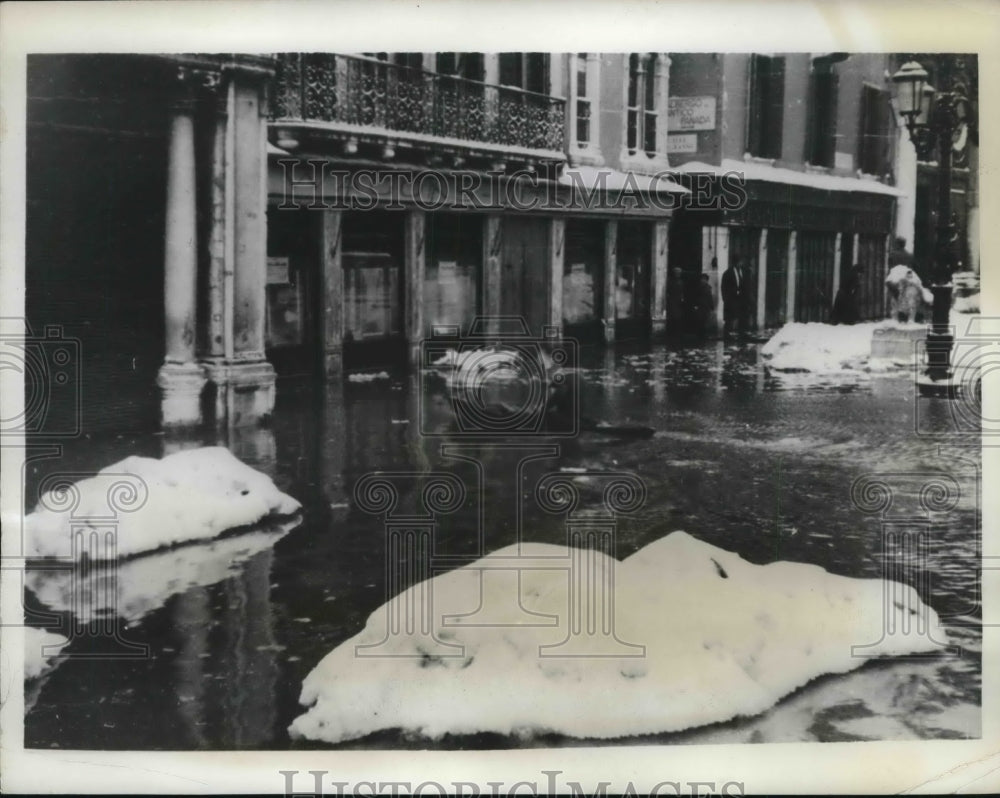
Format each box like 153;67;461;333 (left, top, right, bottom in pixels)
22;338;982;749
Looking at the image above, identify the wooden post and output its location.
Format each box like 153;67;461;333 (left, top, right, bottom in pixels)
320;209;344;377
405;210;427;368
833;232;843;298
549;217;565;333
651;219;669;338
714;226;729;332
483;214;503;331
786;231;798;323
756;228;768;331
603;220;618;343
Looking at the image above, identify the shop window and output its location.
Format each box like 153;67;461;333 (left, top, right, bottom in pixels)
563;220;604;328
807;66;838;167
858;84;892;177
747;54;785;160
424;214;482;336
626;53;663;159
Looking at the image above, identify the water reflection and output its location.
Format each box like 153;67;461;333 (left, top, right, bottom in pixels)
25;519;298;622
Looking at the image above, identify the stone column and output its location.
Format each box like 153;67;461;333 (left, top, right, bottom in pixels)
158;69;207;427
202;65;277;427
405;209;427;368
483;214;503;330
651;219;669;338
786;231;798;323
548;217;565;333
320;209;344;378
756;228;768;330
603;220;618;344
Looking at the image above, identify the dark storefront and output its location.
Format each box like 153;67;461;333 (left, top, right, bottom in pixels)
26;55;172;435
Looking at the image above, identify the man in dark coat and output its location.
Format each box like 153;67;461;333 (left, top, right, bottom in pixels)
888;236;915;268
721;260;747;337
831;264;864;325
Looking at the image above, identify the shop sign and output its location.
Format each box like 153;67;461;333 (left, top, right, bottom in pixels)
668;96;716;131
668;134;698;154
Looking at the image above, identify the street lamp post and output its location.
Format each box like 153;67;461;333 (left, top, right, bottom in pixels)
891;58;971;395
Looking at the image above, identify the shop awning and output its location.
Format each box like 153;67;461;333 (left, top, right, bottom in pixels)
672;158;908;197
558;165;690;195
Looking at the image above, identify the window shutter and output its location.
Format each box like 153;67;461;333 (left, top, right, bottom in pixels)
765;56;785;159
746;54;764;156
824;71;840;166
875;87;891;177
809;69;839;167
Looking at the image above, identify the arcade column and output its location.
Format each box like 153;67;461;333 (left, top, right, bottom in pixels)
157;68;208;428
201;61;277;426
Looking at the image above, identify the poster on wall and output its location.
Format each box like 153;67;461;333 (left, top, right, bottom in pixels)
265;283;303;347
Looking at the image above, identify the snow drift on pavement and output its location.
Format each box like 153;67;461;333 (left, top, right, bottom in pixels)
762;307;979;374
25;446;301;560
760;321;906;372
290;531;944;743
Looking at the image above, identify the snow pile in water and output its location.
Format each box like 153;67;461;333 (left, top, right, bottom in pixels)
290;531;944;743
763;306;980;375
26;518;298;622
25;447;301;560
23;628;69;680
761;321;903;372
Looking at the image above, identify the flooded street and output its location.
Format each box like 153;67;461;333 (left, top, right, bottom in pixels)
23;338;982;749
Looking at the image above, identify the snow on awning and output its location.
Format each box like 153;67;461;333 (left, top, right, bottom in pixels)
559;165;690;195
673;158;908;197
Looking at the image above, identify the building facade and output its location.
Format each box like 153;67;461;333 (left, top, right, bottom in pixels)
264;52;686;380
667;52;906;330
27;52;920;433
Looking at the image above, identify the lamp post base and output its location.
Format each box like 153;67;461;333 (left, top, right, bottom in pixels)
916;372;962;399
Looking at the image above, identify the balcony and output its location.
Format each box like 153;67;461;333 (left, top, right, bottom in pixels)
270;53;566;161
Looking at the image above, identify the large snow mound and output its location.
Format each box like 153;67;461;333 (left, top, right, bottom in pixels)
23;628;69;680
290;531;944;743
25;447;301;560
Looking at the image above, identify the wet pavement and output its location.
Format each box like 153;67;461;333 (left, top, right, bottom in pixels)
23;337;982;748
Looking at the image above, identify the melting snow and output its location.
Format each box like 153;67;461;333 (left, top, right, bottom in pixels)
290;531;943;743
761;321;909;373
25;447;301;560
23;628;69;680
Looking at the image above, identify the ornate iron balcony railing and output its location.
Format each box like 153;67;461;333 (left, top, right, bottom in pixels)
271;53;566;154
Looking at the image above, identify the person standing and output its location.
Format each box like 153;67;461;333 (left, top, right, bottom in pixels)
721;260;746;337
831;264;864;325
888;236;919;283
